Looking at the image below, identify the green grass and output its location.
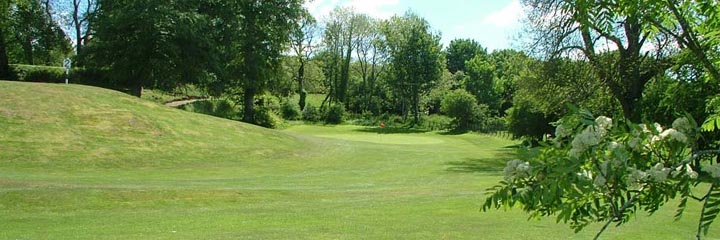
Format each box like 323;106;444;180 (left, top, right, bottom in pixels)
0;81;718;239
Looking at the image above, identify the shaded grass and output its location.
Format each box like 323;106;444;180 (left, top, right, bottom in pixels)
0;81;718;239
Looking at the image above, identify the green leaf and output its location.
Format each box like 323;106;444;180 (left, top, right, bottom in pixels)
699;182;720;235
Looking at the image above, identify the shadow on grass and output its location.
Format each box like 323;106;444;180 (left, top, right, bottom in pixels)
353;126;429;134
445;147;525;173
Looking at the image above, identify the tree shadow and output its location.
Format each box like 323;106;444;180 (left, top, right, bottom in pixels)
445;147;521;173
353;126;429;134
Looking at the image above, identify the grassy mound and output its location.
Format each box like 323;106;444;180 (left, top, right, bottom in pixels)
0;81;302;170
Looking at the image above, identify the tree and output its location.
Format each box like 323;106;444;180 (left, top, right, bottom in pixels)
353;14;388;113
88;0;213;97
289;10;318;110
320;7;358;108
522;0;675;122
209;0;302;124
464;55;498;113
446;38;486;73
383;12;443;124
7;0;71;65
0;0;11;79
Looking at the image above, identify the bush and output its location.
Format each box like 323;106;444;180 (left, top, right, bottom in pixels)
178;99;239;120
302;104;321;122
418;114;452;131
505;100;556;143
441;89;486;131
324;104;345;124
253;106;282;129
280;100;302;120
11;64;65;83
10;64;116;88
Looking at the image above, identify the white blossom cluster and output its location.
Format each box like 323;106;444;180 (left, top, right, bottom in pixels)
568;116;612;159
504;159;532;182
627;168;650;190
648;163;671;182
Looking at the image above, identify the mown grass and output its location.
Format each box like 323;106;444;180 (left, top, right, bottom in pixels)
0;81;717;239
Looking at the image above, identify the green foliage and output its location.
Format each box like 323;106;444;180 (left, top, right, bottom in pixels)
446;38;486;73
324;104;345;124
87;0;215;97
382;12;444;123
441;89;484;131
464;55;499;113
253;105;282;129
9;64;115;88
485;108;720;238
505;100;556;142
178;99;238;120
280;100;302;120
302;103;322;122
5;0;71;66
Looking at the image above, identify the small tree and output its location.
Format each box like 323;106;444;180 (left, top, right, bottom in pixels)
441;89;484;131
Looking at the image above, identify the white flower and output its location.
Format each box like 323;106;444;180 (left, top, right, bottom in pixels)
639;124;651;134
595;116;613;130
627;168;649;190
653;123;664;133
702;165;720;179
555;125;571;139
659;128;687;143
649;163;671;182
504;159;532;182
672;117;692;133
686;164;699;179
570;126;602;158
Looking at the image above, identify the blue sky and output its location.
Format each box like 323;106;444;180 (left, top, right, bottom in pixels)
304;0;525;51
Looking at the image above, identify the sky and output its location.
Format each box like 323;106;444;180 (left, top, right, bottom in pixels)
304;0;526;52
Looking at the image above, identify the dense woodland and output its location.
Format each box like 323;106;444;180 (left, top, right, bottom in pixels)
0;0;718;140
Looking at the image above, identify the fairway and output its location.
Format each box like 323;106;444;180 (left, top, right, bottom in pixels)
0;81;717;239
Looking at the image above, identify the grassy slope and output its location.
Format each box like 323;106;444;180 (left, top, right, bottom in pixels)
0;81;716;239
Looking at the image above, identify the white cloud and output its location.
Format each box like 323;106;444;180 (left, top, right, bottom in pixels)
482;0;523;28
304;0;401;21
343;0;400;19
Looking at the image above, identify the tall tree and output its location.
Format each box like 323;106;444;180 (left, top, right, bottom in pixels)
0;0;11;78
8;0;70;65
320;7;359;108
89;0;213;97
209;0;302;124
522;0;674;121
445;38;486;74
464;55;498;113
289;10;318;110
353;14;388;113
383;12;443;124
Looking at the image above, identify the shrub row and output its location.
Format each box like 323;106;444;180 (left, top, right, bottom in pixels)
8;64;116;89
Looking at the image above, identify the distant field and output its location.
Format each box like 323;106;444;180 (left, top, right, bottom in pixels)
0;81;716;239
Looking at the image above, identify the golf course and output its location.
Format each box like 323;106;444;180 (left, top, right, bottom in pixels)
0;81;716;239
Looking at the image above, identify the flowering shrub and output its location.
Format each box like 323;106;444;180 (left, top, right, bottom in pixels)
483;110;720;239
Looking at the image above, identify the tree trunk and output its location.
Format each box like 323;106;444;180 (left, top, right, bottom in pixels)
131;84;143;98
297;59;306;110
0;26;10;79
22;36;34;65
243;87;255;124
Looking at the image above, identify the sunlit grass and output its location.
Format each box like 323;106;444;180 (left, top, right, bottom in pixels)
0;81;716;239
